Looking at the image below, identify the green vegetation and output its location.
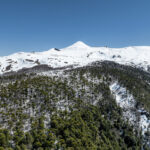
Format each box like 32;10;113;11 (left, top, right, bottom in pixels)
0;61;149;149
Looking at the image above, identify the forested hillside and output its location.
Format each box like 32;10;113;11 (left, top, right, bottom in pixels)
0;61;149;149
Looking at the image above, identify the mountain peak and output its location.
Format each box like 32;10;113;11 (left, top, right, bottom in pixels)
67;41;90;49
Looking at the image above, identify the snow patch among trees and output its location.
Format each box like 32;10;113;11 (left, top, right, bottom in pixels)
110;82;150;135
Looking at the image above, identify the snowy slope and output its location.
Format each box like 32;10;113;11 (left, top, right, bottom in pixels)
110;82;150;135
0;41;150;74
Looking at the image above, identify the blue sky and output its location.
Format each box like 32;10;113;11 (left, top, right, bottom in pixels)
0;0;150;55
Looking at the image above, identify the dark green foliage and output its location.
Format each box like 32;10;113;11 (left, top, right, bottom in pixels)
0;62;148;149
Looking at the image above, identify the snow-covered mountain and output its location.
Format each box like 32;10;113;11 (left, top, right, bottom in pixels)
1;41;150;74
1;43;150;149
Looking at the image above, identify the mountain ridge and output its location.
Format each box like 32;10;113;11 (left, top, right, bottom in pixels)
1;41;150;74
